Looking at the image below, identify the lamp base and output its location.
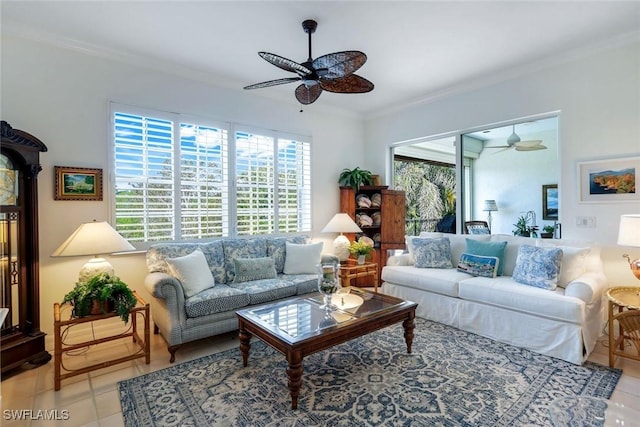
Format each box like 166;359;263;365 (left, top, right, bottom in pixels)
79;258;114;283
333;235;351;262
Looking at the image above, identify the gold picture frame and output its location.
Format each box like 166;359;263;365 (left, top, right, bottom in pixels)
54;166;103;201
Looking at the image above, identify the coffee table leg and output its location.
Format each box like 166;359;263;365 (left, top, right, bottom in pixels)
286;350;303;409
239;325;252;367
403;315;415;354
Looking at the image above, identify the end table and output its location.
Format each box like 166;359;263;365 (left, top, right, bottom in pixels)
54;290;150;390
339;260;379;292
607;286;640;367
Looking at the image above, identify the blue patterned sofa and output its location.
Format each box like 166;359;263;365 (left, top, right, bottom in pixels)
145;236;331;362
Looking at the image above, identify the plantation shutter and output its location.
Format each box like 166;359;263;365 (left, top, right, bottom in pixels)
114;112;175;242
179;123;229;239
235;131;276;235
278;138;311;233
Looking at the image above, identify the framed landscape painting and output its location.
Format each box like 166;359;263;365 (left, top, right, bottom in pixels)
54;166;103;201
542;184;558;220
577;156;639;203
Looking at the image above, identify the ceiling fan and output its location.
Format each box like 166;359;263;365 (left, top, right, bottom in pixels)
243;19;374;105
485;125;547;152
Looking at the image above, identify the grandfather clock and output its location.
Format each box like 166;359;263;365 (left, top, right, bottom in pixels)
1;121;51;373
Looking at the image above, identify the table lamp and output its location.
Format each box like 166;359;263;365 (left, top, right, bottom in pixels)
321;213;362;261
51;220;135;283
483;200;498;231
618;214;640;281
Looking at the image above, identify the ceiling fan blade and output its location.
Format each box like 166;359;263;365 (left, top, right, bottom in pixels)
516;144;547;151
258;52;312;75
244;77;301;90
319;74;374;93
295;84;322;105
313;51;367;79
515;139;543;148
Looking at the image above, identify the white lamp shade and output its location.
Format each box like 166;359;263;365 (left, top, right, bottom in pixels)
51;221;135;257
483;200;498;212
321;213;362;233
52;220;134;283
617;214;640;247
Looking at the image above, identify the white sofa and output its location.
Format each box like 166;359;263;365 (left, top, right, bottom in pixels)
381;233;608;365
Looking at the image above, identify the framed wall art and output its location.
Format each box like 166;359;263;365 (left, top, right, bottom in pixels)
542;184;558;220
54;166;103;201
577;156;639;203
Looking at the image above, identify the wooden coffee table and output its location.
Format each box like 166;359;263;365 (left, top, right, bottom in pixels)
237;288;417;409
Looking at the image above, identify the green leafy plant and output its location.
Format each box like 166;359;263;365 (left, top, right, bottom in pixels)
338;167;374;191
349;240;374;257
543;225;555;234
62;273;137;322
512;215;539;237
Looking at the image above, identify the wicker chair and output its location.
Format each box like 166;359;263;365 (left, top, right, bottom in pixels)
464;220;490;235
616;310;640;355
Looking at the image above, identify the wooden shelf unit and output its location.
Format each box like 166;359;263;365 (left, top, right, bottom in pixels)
340;186;406;283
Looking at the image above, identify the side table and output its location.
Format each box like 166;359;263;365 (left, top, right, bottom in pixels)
339;260;379;292
607;286;640;367
54;290;150;390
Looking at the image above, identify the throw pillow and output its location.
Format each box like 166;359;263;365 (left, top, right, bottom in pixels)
233;257;277;283
465;239;508;276
283;242;323;274
537;242;590;288
165;249;215;298
512;245;563;291
457;253;500;278
413;237;452;268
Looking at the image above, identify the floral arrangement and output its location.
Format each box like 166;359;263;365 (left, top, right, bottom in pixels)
349;240;374;257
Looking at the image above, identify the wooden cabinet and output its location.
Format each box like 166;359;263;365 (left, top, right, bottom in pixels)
1;121;51;373
340;186;406;282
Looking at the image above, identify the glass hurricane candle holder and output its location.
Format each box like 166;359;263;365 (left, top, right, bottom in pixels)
317;262;340;311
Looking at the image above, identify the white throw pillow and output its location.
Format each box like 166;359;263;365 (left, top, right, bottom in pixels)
537;241;590;287
165;249;215;298
283;242;323;274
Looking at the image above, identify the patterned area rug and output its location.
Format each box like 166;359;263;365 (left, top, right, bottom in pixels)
119;319;620;426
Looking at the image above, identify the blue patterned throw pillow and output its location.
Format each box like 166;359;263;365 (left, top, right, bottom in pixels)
512;245;563;290
457;253;500;278
413;237;452;268
233;257;277;283
465;239;507;276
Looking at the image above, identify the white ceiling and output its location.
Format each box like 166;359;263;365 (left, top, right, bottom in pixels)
2;1;639;117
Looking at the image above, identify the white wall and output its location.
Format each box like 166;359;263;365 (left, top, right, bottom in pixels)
1;35;365;340
364;39;640;285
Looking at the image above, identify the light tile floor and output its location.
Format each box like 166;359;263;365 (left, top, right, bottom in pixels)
1;322;639;427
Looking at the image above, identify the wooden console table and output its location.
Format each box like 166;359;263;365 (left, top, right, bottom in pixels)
339;260;379;292
54;290;150;390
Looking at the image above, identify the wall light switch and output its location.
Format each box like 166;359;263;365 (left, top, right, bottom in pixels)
576;216;596;228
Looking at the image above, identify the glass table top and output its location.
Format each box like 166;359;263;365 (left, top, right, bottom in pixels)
239;288;407;341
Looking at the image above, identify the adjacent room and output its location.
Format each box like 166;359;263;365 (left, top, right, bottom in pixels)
1;1;639;425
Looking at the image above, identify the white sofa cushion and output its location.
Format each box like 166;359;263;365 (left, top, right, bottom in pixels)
283;242;323;274
458;276;584;323
166;249;216;298
381;266;471;297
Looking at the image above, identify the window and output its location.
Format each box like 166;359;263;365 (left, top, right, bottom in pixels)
111;104;311;244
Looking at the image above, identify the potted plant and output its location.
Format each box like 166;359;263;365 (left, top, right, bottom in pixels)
62;272;137;322
338;167;374;192
512;215;539;237
349;240;374;264
541;224;555;239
